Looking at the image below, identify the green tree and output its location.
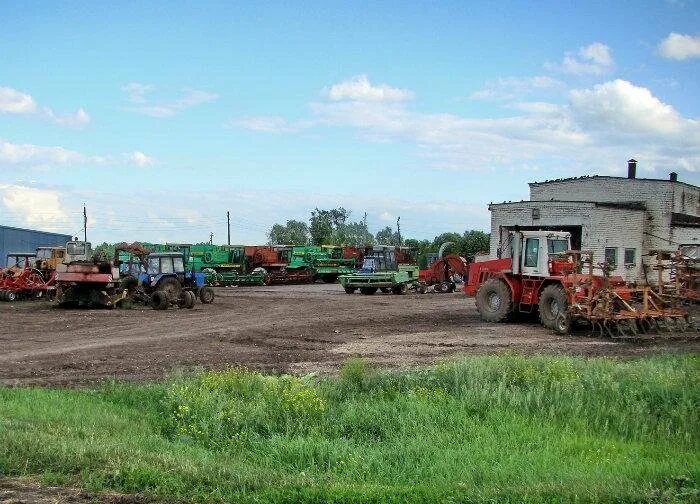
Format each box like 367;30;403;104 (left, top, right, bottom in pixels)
460;230;490;260
310;207;350;245
335;221;374;246
94;242;116;261
404;238;432;268
375;226;401;246
267;220;310;245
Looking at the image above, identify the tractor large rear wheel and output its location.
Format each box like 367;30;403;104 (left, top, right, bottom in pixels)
475;278;512;322
156;277;182;302
538;284;568;330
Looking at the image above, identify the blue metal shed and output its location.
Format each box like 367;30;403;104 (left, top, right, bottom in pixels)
0;225;72;267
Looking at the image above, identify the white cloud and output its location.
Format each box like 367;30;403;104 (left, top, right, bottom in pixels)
127;150;156;167
44;107;91;128
124;85;219;117
547;43;614;75
379;211;395;223
0;184;68;231
0;141;86;166
122;82;155;103
470;76;563;101
658;33;700;60
569;79;685;135
233;116;299;133
0;87;38;114
235;75;700;176
0;140;156;168
0;86;89;128
325;75;414;102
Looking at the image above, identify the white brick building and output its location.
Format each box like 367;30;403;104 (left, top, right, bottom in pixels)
489;160;700;284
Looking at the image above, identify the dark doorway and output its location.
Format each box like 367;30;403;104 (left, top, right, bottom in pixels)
502;225;583;251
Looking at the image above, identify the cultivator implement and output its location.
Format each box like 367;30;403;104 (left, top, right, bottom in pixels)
0;267;55;301
566;252;697;340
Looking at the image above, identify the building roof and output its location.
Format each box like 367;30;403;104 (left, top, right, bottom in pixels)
528;175;698;190
488;200;646;211
0;224;72;238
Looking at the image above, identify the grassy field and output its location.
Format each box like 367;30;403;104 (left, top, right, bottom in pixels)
1;355;698;503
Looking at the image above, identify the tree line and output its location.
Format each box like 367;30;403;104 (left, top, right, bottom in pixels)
268;207;489;268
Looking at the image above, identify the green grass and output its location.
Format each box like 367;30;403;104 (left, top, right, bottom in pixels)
1;354;698;503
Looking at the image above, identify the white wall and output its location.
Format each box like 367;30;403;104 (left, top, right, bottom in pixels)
529;177;699;254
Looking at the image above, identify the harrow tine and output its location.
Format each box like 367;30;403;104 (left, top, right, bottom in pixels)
604;320;617;339
628;320;639;338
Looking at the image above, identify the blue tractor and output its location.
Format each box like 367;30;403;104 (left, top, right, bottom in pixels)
115;244;214;310
137;251;215;310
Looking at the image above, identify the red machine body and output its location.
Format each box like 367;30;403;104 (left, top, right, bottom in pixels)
0;267;56;301
420;255;470;285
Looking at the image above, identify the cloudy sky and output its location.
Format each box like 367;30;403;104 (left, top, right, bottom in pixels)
1;1;699;244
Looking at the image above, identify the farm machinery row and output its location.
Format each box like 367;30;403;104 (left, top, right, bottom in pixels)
53;241;215;309
141;243;364;286
339;230;697;339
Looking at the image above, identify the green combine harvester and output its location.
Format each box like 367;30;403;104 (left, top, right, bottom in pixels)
187;244;265;286
122;243;265;287
287;245;356;283
339;246;419;295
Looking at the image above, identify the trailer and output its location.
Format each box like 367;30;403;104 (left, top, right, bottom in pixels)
339;246;419;295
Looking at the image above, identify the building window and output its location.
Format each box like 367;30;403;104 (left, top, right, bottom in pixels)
604;247;617;268
624;248;636;266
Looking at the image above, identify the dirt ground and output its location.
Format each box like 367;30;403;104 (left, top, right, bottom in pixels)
0;283;698;387
0;477;149;503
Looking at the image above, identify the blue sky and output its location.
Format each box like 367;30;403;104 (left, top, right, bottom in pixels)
1;0;699;244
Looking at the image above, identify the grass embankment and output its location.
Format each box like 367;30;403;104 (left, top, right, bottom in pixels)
0;355;698;503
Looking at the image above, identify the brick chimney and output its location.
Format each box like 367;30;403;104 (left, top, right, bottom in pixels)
669;172;678;182
627;159;637;179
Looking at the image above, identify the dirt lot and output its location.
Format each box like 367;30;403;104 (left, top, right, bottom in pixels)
1;283;697;387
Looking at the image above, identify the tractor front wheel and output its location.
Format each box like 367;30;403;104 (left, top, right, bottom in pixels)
475;278;512;322
151;290;168;310
199;286;215;304
391;284;407;295
344;286;356;294
359;287;378;295
538;284;568;330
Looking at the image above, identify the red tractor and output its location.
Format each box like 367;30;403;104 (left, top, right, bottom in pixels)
464;230;693;337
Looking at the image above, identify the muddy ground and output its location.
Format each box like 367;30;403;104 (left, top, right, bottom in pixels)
0;283;697;387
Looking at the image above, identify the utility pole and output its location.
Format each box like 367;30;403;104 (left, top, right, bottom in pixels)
396;216;401;246
227;211;231;246
362;212;367;228
209;232;214;245
83;204;87;243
